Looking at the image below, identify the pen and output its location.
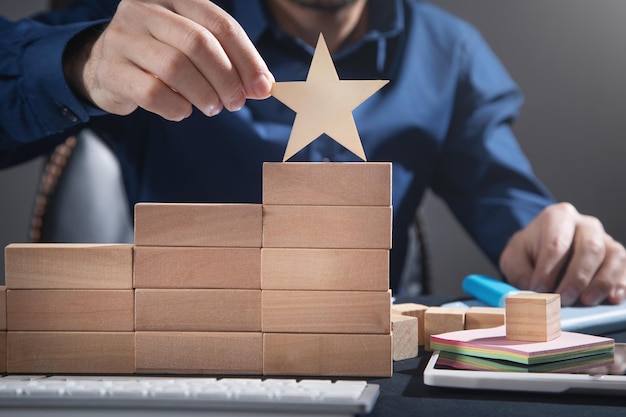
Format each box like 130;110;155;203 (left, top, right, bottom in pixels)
462;274;532;307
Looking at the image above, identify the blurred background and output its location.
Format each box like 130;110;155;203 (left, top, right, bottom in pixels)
1;1;625;294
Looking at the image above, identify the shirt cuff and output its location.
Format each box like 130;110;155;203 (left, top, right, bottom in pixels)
21;20;109;136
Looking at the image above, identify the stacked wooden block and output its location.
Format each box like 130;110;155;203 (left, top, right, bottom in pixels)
4;244;135;373
1;162;393;377
0;286;5;373
262;163;393;377
133;203;264;374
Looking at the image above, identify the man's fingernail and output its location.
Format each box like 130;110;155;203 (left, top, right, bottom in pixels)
560;287;578;306
251;74;273;98
228;90;246;112
204;104;222;117
613;288;626;303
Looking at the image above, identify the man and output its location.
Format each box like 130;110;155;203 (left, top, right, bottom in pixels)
1;0;624;305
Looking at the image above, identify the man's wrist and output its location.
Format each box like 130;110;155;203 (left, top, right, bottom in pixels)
62;23;106;107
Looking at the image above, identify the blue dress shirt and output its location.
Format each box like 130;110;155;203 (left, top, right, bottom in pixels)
0;0;555;291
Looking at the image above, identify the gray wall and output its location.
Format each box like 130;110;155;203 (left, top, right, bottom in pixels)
1;1;625;295
425;0;626;295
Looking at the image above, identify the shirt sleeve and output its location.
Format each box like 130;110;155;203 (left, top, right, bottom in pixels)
431;24;556;266
0;0;117;168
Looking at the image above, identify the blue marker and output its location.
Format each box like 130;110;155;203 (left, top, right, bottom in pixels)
462;274;531;307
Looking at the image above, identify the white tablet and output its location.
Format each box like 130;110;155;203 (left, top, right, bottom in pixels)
424;344;626;395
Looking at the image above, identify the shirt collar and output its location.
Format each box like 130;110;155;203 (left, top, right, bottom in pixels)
231;0;405;45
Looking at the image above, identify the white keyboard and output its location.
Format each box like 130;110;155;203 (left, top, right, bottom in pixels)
0;375;379;416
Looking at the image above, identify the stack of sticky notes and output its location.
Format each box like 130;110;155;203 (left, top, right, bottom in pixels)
430;293;615;372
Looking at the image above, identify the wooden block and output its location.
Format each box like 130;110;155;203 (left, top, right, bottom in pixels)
135;289;261;332
134;203;262;247
391;314;418;361
262;162;391;206
7;331;135;374
134;247;260;289
7;290;134;331
136;332;262;374
506;293;561;342
391;303;428;346
263;333;392;377
0;287;5;331
465;307;506;330
262;290;390;334
261;248;388;291
262;205;392;249
0;332;5;373
424;307;466;351
4;243;133;289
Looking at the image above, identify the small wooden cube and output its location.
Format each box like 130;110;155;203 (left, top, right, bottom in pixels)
134;247;261;289
391;303;428;346
7;332;135;374
261;248;389;291
262;162;391;206
465;307;506;330
506;293;561;342
262;290;391;334
424;307;466;351
135;289;261;332
135;332;263;375
5;244;133;289
263;333;392;377
262;205;392;249
7;290;134;331
391;314;418;361
134;203;262;247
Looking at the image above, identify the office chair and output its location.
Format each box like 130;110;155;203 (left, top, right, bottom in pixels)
30;129;133;244
29;129;430;294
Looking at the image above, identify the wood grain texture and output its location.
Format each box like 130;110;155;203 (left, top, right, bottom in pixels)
261;248;389;291
7;290;134;331
263;333;392;377
270;34;388;162
424;307;466;351
135;289;261;332
7;332;135;374
135;332;262;375
391;303;428;346
134;203;262;247
262;205;392;249
262;162;391;206
134;247;261;289
0;332;5;373
4;244;133;289
465;307;506;330
262;290;390;334
0;287;5;331
391;314;418;361
506;293;561;342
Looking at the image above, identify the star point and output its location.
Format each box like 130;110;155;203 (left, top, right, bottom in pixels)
271;34;389;162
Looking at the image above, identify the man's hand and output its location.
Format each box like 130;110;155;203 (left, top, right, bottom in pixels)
64;0;274;120
500;202;626;306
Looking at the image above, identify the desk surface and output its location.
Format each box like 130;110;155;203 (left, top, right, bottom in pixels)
370;296;626;417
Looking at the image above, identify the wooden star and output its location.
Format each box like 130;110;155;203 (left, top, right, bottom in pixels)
271;34;389;162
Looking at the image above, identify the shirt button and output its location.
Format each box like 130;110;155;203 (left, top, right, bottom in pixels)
62;107;79;122
322;157;330;162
